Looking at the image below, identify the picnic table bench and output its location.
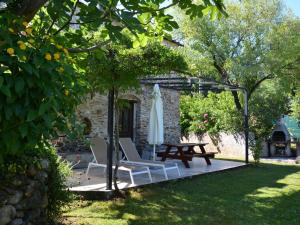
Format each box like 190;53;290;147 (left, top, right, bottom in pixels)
157;143;218;168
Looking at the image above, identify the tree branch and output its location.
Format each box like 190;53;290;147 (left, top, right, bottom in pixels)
53;0;79;35
68;40;111;53
248;74;273;99
46;17;57;34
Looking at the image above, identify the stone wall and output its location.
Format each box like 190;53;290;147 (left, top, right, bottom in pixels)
0;159;50;225
181;132;255;159
74;84;181;158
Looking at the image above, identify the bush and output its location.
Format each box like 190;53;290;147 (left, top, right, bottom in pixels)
180;92;243;136
250;138;263;164
46;147;73;222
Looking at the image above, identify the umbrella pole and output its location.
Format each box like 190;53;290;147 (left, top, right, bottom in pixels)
153;144;156;161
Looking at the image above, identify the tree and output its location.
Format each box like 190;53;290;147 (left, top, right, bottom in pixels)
175;0;299;135
174;0;300;162
177;0;300;102
291;90;300;121
0;16;86;159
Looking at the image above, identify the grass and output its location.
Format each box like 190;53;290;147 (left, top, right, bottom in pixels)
62;163;300;225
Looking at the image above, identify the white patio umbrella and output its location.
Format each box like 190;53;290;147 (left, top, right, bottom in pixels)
147;84;164;161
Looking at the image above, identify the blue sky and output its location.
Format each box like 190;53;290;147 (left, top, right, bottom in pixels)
284;0;300;16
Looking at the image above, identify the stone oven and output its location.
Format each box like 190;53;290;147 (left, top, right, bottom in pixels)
270;130;290;156
267;115;300;157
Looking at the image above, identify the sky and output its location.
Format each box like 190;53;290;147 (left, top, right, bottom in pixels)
283;0;300;17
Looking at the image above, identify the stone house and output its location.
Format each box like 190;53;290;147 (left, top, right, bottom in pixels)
76;82;181;158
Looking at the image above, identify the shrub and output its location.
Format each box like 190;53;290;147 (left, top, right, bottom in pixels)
46;147;73;222
180;92;242;136
250;138;263;164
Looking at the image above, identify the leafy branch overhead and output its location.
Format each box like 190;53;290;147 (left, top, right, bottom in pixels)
1;0;227;51
82;41;188;93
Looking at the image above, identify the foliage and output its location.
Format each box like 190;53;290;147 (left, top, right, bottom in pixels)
249;138;263;164
46;147;73;223
175;0;298;154
0;15;86;160
1;0;226;55
180;92;242;136
63;163;300;225
180;79;289;157
0;145;72;223
82;41;188;93
0;0;226;222
176;0;299;86
248;80;290;139
291;90;300;121
266;18;300;83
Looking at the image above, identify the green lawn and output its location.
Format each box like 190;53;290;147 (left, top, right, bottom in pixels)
63;163;300;225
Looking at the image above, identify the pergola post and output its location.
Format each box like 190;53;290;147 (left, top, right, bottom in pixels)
106;88;114;190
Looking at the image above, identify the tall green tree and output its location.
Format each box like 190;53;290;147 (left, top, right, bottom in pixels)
175;0;299;138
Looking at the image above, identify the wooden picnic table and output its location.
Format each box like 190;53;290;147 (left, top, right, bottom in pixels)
157;143;217;168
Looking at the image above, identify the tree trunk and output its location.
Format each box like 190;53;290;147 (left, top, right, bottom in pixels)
113;89;120;192
231;90;242;111
212;55;243;111
7;0;48;21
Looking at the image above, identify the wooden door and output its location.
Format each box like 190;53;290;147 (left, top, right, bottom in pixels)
118;101;134;138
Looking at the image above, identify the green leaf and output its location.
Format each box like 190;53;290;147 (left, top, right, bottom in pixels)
169;21;179;29
15;77;25;94
133;40;140;48
202;6;211;16
210;6;218;21
22;63;33;74
27;110;38;122
19;124;28;138
38;102;50;116
138;34;148;47
138;13;151;24
1;85;11;97
0;76;3;88
4;107;13;120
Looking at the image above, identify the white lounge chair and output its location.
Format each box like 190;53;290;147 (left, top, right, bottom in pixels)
119;138;181;180
86;137;152;184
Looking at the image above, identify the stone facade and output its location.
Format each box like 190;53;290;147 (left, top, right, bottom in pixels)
75;84;181;158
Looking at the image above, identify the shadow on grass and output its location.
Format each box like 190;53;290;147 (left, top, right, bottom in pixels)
65;163;300;225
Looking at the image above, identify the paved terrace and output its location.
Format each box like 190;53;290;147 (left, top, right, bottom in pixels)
68;158;246;195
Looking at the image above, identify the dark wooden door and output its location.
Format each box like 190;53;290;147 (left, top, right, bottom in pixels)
118;101;134;138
